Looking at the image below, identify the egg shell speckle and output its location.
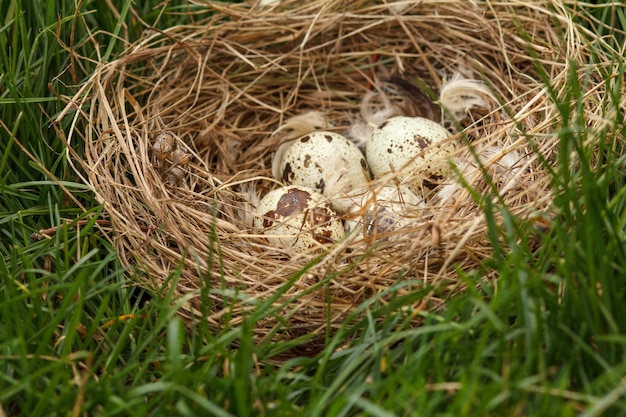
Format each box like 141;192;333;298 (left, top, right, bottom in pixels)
366;116;456;189
280;131;370;194
253;185;345;252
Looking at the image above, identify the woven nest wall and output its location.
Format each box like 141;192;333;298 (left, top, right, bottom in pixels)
64;0;609;345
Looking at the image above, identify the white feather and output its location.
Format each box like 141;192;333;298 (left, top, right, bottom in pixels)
345;91;400;149
439;72;496;123
434;147;526;204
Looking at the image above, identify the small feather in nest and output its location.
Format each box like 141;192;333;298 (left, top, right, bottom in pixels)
439;72;497;124
345;76;441;149
239;182;261;228
434;146;525;205
382;76;441;122
344;91;399;149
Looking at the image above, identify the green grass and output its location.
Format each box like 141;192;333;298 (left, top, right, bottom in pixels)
1;1;625;416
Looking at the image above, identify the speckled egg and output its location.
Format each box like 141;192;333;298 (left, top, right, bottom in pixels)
279;131;370;196
253;185;345;252
344;184;424;236
366;116;456;190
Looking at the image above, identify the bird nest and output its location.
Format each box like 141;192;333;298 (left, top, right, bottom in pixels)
62;0;612;352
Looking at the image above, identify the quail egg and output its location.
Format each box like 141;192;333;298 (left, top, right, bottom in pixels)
366;116;456;191
278;131;370;199
344;183;424;236
253;185;345;253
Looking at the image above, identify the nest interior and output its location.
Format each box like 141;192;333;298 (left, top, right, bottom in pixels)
64;0;611;344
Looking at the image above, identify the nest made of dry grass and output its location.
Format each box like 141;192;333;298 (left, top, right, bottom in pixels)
61;0;618;347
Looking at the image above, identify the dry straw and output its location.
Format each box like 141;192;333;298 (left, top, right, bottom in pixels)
61;0;618;349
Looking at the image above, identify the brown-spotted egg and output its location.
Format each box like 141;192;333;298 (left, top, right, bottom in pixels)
366;116;456;192
278;131;370;199
253;185;345;253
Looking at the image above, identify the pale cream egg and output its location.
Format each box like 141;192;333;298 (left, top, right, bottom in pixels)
366;116;456;192
277;131;370;201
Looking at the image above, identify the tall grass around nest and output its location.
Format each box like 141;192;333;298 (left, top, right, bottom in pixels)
1;0;625;416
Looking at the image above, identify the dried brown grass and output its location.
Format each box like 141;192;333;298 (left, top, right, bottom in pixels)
60;0;614;347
